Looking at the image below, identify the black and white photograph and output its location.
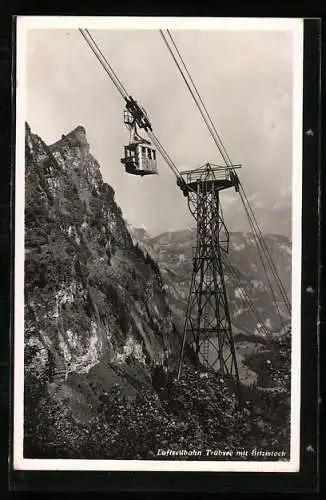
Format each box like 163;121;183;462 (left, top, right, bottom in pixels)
13;17;304;472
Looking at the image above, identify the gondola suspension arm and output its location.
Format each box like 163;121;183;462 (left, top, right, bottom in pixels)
79;28;189;188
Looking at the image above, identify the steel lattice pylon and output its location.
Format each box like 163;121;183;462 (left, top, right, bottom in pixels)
177;163;242;400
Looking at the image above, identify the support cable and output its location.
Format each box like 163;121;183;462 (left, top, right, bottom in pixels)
222;255;269;336
80;27;290;332
79;28;192;188
160;29;291;317
79;28;129;99
147;130;181;178
164;29;233;167
225;267;267;336
160;30;230;166
238;185;291;314
238;190;286;332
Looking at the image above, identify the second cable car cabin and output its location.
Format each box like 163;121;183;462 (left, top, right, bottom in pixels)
121;106;158;177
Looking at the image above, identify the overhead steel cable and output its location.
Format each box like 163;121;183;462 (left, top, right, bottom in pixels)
163;29;233;167
160;29;291;320
160;29;230;166
238;186;291;314
220;202;270;335
147;130;181;178
224;267;269;338
79;28;189;186
79;29;202;195
238;190;286;332
147;131;198;195
222;255;269;337
79;28;129;99
81;27;290;328
237;188;290;327
232;179;291;314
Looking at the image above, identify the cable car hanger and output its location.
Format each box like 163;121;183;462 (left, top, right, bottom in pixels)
121;105;158;177
79;28;184;183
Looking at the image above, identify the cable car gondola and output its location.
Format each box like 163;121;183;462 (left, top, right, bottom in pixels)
121;107;158;177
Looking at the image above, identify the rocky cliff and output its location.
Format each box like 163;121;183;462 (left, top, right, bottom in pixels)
24;123;182;457
25;123;179;378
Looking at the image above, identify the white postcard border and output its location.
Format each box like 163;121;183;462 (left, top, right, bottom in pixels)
13;16;304;473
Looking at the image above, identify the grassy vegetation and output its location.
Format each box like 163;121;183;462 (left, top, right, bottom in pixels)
24;330;291;461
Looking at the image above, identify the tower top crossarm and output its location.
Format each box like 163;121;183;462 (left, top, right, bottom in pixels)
179;163;242;193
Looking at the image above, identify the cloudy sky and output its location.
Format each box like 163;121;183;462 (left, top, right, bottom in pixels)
24;22;300;237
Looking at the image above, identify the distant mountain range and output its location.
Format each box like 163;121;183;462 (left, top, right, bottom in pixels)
128;225;292;385
219;193;292;242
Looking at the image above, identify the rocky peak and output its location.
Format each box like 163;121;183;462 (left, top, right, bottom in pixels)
24;123;180;390
50;125;90;153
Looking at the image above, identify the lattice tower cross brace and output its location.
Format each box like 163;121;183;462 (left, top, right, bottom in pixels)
177;164;242;402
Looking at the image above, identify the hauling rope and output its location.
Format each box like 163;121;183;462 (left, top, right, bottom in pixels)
160;28;291;326
78;27;290;340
